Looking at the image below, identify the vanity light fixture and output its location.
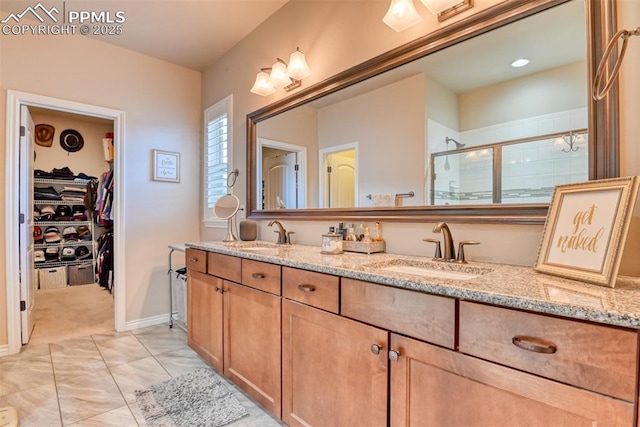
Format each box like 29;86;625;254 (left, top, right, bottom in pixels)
383;0;473;31
250;48;312;96
511;58;530;68
382;0;422;32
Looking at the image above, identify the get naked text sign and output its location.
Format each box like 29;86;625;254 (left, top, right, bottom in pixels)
535;177;639;287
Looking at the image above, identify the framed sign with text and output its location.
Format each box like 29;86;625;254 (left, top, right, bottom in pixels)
534;177;639;287
153;150;181;183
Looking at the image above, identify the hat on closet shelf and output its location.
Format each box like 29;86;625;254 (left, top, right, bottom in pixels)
33;226;43;243
61;246;77;261
59;129;84;152
62;226;78;241
55;205;72;219
75;245;91;259
45;246;59;260
77;225;92;241
44;226;61;243
35;124;55;147
34;250;45;263
40;205;56;221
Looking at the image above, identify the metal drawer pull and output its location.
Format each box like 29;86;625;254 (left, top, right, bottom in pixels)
512;336;557;354
188;257;198;262
298;284;316;293
251;273;266;279
389;350;400;361
370;344;382;355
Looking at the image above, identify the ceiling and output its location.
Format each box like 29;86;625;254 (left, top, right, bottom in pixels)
1;0;289;71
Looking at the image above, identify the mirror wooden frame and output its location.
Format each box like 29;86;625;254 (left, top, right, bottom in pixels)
247;0;618;224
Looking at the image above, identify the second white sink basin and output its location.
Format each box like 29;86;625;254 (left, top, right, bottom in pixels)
380;265;479;281
365;259;493;281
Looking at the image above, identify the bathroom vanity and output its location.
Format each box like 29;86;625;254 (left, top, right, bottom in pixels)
185;241;640;426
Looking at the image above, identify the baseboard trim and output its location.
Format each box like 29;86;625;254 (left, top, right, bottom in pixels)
0;345;10;357
125;313;170;331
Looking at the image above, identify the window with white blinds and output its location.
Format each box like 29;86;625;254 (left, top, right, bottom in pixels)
203;95;233;226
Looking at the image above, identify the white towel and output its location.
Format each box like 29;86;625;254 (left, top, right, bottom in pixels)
371;194;394;207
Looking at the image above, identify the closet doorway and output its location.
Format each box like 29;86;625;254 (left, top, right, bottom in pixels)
5;91;125;354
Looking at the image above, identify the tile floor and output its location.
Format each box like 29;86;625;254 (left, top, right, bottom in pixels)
0;324;283;426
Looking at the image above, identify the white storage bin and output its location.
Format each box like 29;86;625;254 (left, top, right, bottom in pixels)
175;273;187;326
38;267;67;290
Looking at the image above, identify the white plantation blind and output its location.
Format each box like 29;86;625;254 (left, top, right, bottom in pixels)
203;95;233;226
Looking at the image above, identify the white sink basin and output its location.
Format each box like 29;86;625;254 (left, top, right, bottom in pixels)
380;265;479;281
365;259;492;281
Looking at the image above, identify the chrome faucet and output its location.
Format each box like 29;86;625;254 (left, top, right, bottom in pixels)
268;220;293;244
432;222;455;261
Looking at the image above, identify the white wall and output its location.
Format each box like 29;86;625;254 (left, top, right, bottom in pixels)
459;62;586;131
0;29;201;346
318;73;425;206
200;0;638;273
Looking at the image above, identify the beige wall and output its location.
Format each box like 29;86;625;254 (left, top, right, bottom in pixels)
1;31;201;346
318;73;426;206
201;0;638;265
459;61;587;131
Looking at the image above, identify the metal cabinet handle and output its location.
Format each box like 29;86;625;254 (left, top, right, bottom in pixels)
251;273;266;279
215;287;225;294
389;350;400;361
297;284;316;293
512;336;557;354
188;257;198;262
370;344;382;355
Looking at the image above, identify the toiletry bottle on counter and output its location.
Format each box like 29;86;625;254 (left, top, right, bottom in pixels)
372;222;385;242
321;227;343;254
346;226;357;241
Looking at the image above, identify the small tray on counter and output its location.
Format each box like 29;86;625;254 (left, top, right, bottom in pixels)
342;240;385;255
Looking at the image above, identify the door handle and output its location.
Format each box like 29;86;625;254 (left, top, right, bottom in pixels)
252;273;266;279
297;284;316;293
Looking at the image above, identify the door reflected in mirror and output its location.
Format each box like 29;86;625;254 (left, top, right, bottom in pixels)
254;0;591;212
257;138;307;210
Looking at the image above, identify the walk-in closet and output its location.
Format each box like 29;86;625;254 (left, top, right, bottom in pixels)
28;107;115;345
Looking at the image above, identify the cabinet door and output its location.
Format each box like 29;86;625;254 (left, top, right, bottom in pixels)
224;282;281;418
390;334;633;427
282;299;388;427
187;270;223;371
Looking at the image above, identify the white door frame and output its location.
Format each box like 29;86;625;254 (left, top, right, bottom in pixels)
256;138;307;209
318;142;359;208
5;90;126;355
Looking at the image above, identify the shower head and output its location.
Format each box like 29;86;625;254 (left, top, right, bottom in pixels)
445;137;465;149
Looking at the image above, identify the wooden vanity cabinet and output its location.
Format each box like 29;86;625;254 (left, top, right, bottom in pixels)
188;256;282;418
187;270;224;370
390;333;634;426
282;299;388;427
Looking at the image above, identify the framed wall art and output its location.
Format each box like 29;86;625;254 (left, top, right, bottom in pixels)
534;176;639;287
153;149;181;183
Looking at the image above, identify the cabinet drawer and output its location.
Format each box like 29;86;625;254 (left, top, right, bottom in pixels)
242;259;281;295
459;301;638;402
341;278;456;349
282;267;340;313
207;252;241;283
185;248;207;273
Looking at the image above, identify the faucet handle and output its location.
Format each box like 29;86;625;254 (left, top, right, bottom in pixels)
286;231;295;245
456;240;480;264
422;238;442;259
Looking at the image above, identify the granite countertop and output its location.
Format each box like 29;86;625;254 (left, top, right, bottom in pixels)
185;241;640;329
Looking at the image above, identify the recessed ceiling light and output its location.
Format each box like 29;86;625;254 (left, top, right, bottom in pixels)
511;58;530;68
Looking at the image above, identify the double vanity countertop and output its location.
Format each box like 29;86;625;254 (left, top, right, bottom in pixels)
186;241;640;330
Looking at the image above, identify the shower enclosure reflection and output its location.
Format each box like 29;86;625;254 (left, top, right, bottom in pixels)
431;129;588;205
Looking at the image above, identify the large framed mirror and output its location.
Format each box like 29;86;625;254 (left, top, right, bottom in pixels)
247;0;618;224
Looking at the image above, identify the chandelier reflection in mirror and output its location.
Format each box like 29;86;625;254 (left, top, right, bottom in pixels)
250;48;312;96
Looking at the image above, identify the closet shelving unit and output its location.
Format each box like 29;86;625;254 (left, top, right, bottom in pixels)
33;178;96;274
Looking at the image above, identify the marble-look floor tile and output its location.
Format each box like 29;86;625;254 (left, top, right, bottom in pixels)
68;405;137;426
0;383;61;427
134;329;187;355
91;330;132;342
0;354;54;397
154;347;208;377
96;335;151;367
0;343;51;362
50;337;105;381
109;356;171;403
126;401;148;427
56;367;126;425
